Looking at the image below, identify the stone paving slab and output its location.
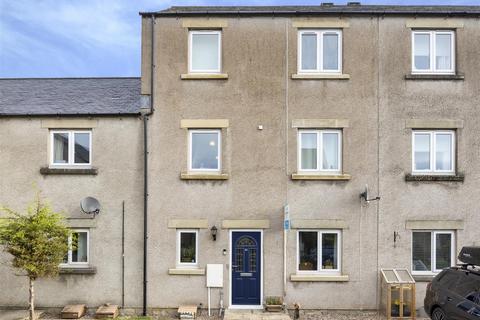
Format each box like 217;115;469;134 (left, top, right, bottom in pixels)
0;310;44;320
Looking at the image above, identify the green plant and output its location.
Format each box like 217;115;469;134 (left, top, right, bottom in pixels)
0;193;70;320
265;296;283;305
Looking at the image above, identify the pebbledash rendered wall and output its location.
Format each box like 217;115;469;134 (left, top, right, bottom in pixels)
0;117;144;309
140;12;480;311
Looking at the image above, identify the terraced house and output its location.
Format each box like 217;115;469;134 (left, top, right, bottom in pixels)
1;3;480;316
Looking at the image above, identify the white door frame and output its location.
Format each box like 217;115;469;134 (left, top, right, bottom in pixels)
228;229;264;309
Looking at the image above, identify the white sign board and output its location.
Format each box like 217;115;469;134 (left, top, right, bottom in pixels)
206;264;223;288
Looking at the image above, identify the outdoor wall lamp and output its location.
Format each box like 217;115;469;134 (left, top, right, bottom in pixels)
210;226;218;241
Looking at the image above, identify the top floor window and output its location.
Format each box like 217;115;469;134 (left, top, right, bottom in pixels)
189;30;221;73
51;130;91;166
298;30;342;74
412;30;455;74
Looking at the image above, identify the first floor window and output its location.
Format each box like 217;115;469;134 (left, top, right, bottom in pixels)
51;130;91;165
298;130;341;173
189;30;221;73
297;230;341;273
189;129;221;172
412;231;454;274
412;30;455;74
62;230;89;265
177;230;198;267
298;29;342;74
412;130;455;174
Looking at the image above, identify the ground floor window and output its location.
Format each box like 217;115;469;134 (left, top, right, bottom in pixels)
62;229;89;266
176;229;198;268
297;230;341;273
412;230;454;274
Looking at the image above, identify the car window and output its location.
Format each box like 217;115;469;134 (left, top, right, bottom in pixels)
472;307;480;317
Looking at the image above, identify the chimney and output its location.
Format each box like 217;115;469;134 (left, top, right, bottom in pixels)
347;1;361;6
321;2;334;6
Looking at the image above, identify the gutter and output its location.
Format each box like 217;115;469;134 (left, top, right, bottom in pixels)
142;13;155;317
0;113;141;117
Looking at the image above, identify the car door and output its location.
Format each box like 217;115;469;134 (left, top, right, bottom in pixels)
450;274;480;320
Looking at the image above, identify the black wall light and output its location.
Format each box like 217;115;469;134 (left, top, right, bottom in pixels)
211;226;218;241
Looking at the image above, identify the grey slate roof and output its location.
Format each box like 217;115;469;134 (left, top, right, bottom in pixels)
141;5;480;16
0;78;141;116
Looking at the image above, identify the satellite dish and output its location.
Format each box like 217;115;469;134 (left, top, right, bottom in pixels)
360;184;381;202
80;197;101;215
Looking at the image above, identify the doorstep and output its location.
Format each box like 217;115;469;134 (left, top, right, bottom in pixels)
224;309;290;320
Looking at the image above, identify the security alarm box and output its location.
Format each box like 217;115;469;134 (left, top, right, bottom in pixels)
206;264;223;288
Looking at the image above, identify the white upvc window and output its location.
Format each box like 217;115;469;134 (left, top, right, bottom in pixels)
176;229;198;268
412;131;455;174
412;230;455;275
298;130;342;174
50;130;92;166
297;230;341;274
61;229;89;266
298;29;342;74
412;30;455;74
189;30;221;73
189;129;221;172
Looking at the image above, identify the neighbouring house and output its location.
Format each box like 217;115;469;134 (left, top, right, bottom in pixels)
1;3;480;315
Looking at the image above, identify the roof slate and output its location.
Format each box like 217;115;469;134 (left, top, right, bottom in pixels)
141;5;480;16
0;78;141;116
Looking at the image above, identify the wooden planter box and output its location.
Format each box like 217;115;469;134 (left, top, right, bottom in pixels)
265;305;283;312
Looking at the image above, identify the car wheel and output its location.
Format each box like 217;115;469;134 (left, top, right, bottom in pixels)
431;307;448;320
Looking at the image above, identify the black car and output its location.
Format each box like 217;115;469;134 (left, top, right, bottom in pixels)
424;247;480;320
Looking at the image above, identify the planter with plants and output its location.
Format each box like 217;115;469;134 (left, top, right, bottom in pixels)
264;296;283;312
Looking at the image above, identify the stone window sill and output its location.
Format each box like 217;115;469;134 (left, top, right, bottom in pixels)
290;274;349;282
180;73;228;80
291;173;351;181
168;268;205;276
59;266;97;275
292;73;350;80
405;74;464;81
40;167;98;175
412;275;436;282
405;173;464;182
180;172;229;180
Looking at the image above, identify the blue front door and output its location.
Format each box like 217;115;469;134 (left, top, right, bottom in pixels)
232;231;261;305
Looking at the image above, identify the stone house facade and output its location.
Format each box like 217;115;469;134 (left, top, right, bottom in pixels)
1;4;480;315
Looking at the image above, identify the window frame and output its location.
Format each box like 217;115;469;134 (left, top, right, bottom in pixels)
188;129;222;172
297;29;342;74
297;129;342;174
411;130;455;175
176;229;199;268
296;229;342;275
411;230;455;275
50;130;92;166
188;30;222;74
61;229;90;267
411;30;455;74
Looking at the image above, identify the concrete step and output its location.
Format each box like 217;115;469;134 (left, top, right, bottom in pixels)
224;309;290;320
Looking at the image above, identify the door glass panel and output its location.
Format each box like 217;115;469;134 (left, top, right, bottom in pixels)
435;134;452;171
248;248;257;272
414;33;430;70
436;34;452;70
435;233;452;270
74;133;90;164
323;33;339;70
322;233;338;269
191;33;219;71
299;231;317;271
322;133;339;170
235;236;256;273
191;132;219;170
301;133;317;170
53;133;69;163
412;232;431;271
301;33;317;70
180;232;196;263
414;133;431;170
